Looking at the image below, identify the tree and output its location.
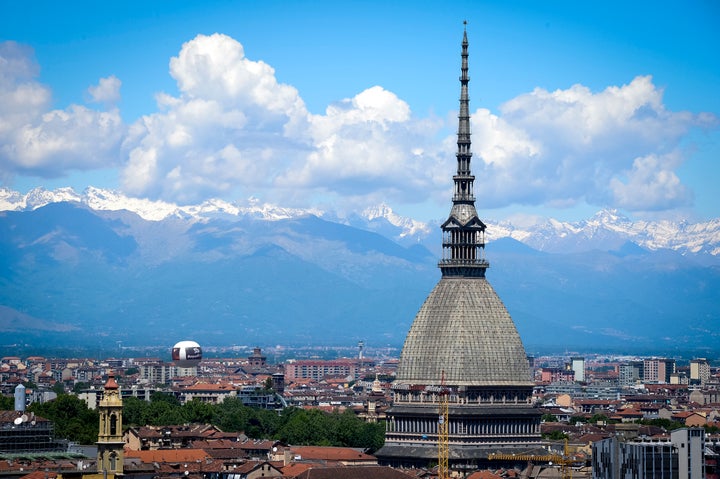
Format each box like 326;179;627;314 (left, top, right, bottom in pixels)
28;394;99;444
249;407;282;438
543;430;569;440
145;400;184;426
123;396;148;427
150;391;180;406
329;409;362;446
0;394;14;410
182;399;215;424
277;408;331;445
52;382;66;395
637;418;684;431
541;413;558;422
73;382;90;394
568;415;586;425
357;421;385;453
589;413;613;424
214;397;251;432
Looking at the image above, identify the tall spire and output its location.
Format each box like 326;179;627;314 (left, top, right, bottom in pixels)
439;24;488;278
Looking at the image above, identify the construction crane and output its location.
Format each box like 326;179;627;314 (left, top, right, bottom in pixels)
438;371;449;479
488;438;574;479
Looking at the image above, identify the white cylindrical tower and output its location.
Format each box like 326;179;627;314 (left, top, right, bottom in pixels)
14;384;26;411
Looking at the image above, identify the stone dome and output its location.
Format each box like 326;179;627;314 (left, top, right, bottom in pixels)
395;276;533;387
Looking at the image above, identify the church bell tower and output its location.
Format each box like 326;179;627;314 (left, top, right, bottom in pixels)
97;372;124;476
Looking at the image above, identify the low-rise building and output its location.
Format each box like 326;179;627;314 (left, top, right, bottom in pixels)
593;427;705;479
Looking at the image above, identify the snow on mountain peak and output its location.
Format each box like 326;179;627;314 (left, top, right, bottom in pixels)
0;187;323;222
0;187;718;256
361;203;431;238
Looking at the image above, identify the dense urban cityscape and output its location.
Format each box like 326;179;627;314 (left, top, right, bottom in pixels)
2;3;718;479
1;346;719;479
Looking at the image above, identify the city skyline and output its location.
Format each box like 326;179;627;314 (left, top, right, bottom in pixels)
1;1;718;224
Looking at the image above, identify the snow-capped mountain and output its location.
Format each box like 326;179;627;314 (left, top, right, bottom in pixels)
1;186;719;257
1;188;718;354
0;186;325;222
485;210;720;257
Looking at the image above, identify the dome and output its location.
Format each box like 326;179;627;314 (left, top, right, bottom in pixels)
395;276;532;387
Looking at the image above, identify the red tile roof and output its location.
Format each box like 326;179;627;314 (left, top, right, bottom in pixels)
293;465;414;479
125;449;210;463
18;472;59;479
467;471;504;479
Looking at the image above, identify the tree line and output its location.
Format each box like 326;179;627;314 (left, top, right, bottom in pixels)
22;391;385;452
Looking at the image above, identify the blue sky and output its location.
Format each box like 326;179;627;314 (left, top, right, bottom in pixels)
1;0;718;223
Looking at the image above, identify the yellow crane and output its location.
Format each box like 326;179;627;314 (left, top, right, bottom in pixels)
488;438;573;479
438;371;449;479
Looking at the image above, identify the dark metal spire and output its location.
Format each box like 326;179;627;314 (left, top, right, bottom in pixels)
438;24;488;278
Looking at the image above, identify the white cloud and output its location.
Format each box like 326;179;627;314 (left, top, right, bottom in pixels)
121;34;312;203
280;86;436;191
1;35;714;218
0;42;51;137
470;76;707;210
120;35;446;208
0;42;124;180
88;75;121;105
13;105;123;170
169;33;307;125
609;152;691;210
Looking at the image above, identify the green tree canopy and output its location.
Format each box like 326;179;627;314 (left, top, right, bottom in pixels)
28;394;99;444
119;394;385;451
0;394;14;410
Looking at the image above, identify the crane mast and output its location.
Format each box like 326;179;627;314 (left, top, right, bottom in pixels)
438;371;449;479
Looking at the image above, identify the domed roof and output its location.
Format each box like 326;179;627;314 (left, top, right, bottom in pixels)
395;276;532;387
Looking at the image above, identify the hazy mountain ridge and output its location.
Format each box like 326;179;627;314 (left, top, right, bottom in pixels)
2;187;719;258
1;187;718;355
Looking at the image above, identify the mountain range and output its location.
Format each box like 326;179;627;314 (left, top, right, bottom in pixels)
1;187;719;357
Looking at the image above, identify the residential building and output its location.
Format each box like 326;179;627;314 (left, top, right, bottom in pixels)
618;361;643;387
572;357;586;382
644;358;676;384
284;359;357;381
690;359;711;385
139;362;176;385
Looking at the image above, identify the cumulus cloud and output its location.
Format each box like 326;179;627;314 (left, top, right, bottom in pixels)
121;34;446;207
470;76;709;210
0;42;51;137
121;33;312;203
88;75;121;105
123;33;709;214
0;41;124;180
1;35;713;217
280;86;441;192
609;152;691;210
